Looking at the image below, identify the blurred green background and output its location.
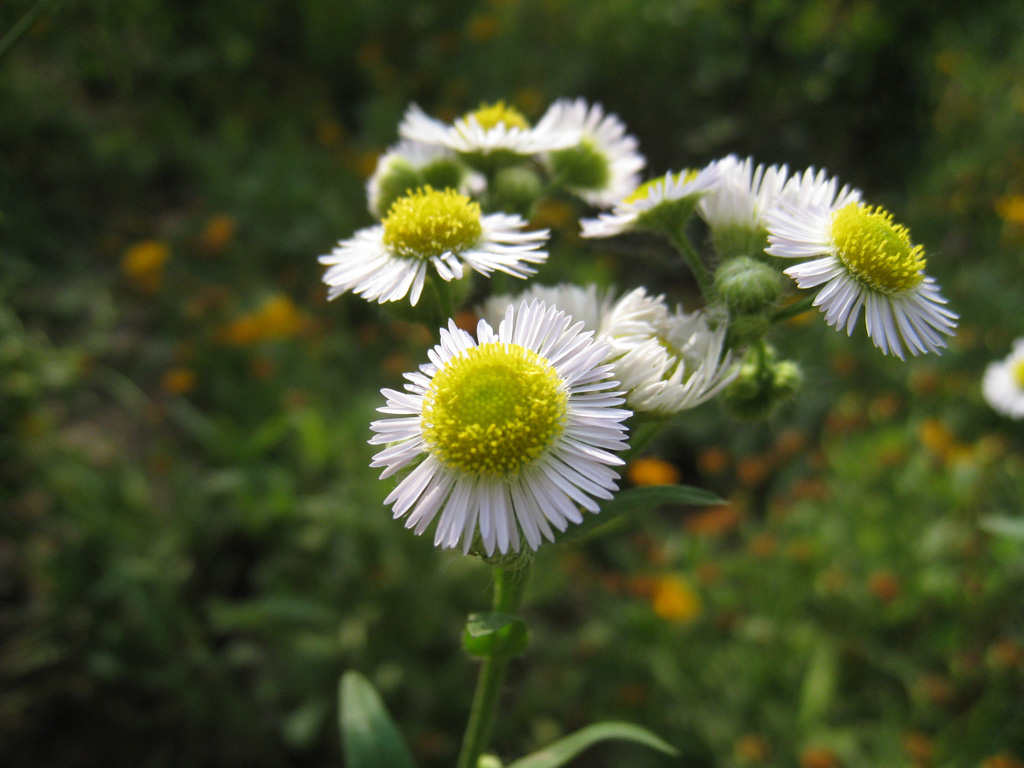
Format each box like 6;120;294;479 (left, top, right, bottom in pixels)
2;1;1024;766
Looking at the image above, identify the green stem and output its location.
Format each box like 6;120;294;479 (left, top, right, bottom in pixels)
429;275;456;328
770;294;815;324
668;229;712;297
456;566;530;768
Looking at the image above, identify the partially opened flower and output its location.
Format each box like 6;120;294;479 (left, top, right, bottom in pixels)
982;338;1024;419
580;164;722;239
536;98;645;207
766;201;958;359
698;155;860;258
319;186;548;306
599;288;736;416
366;140;483;218
399;101;579;157
369;300;631;555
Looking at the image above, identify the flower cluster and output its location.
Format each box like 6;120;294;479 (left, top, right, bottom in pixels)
317;99;961;556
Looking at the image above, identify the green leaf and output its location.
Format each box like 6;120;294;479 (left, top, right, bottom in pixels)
603;484;727;513
339;671;417;768
462;612;529;659
506;722;678;768
980;515;1024;542
799;641;839;724
560;484;726;544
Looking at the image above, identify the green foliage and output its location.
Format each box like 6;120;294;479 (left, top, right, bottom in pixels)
340;671;417;768
506;722;678;768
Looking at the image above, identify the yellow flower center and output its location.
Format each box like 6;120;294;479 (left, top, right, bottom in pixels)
1012;358;1024;389
830;203;926;293
382;186;482;259
623;170;697;205
466;101;530;131
421;342;568;478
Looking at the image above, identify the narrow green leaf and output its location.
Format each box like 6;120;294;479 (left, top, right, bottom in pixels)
603;484;727;513
339;671;417;768
980;515;1024;542
506;722;678;768
560;484;726;544
799;641;839;725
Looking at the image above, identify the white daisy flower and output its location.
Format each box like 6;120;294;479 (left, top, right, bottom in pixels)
983;338;1024;419
476;282;617;336
599;288;736;416
398;101;580;157
319;186;548;306
765;200;958;359
580;164;722;239
698;155;790;232
699;155;860;257
369;300;632;555
535;98;646;207
366;140;484;219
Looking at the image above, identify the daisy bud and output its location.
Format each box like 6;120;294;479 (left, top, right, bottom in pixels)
491;166;544;216
714;256;782;315
722;347;804;420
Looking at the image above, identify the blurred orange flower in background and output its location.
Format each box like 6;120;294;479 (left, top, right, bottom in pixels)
627;457;680;486
200;215;237;253
161;367;197;395
800;746;840;768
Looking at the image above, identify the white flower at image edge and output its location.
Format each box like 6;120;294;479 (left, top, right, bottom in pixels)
319;187;548;306
765;201;958;359
369;300;632;555
983;338;1024;419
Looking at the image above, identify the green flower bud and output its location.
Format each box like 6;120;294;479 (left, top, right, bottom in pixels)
771;360;803;399
710;224;770;261
420;158;467;195
372;160;423;219
548;138;611;194
490;165;544;216
722;346;803;420
714;256;782;315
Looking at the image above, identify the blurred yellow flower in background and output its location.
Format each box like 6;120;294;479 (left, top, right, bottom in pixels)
121;239;169;293
221;295;309;345
652;575;702;623
995;195;1024;226
982;752;1024;768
